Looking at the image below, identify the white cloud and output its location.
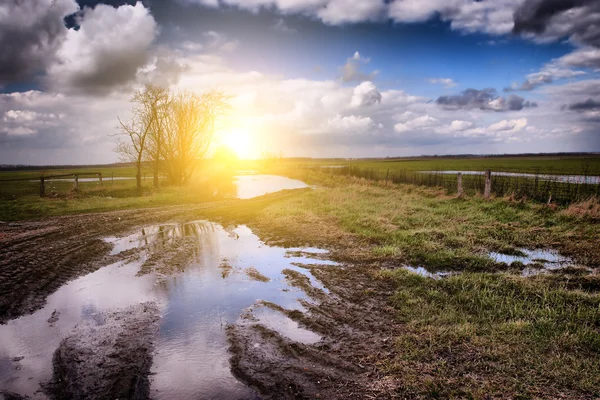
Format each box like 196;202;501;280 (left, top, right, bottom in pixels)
487;118;528;133
318;114;377;134
46;2;158;94
350;81;382;107
450;120;473;131
394;115;439;132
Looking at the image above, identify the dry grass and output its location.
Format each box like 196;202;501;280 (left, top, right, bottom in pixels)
562;197;600;220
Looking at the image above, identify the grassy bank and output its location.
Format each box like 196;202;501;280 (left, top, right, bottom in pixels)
193;171;600;398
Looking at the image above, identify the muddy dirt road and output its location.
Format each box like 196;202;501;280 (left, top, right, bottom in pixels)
0;200;403;399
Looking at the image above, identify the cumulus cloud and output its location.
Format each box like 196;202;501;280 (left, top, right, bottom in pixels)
0;0;78;85
350;81;382;107
436;88;536;111
450;120;473;131
487;118;528;133
428;78;458;88
394;115;438;133
318;114;379;135
46;2;158;94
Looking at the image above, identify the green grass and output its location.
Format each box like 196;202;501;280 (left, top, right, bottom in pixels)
0;165;138;180
2;165;600;397
293;154;600;175
217;171;600;398
378;270;600;398
186;170;600;397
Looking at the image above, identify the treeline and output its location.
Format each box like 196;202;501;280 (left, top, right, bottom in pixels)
116;85;229;194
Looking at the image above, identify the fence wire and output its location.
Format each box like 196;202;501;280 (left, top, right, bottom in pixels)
307;165;600;205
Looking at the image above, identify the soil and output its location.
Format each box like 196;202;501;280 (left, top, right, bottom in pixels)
44;302;160;399
0;203;405;399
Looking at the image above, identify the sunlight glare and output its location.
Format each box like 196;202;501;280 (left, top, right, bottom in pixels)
221;128;256;159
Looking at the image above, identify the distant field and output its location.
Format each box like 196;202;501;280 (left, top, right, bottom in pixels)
0;165;137;180
295;155;600;175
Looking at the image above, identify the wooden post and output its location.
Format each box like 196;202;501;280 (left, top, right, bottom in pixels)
457;173;463;198
385;169;390;182
74;175;79;190
40;177;45;197
484;169;491;199
98;173;103;186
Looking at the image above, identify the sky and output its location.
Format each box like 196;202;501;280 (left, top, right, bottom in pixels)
1;0;600;164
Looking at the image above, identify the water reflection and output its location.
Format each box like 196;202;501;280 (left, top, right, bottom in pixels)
233;175;309;199
488;248;576;276
0;221;335;399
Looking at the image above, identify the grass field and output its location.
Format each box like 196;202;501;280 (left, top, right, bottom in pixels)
297;154;600;175
2;158;600;397
1;154;600;221
193;170;600;397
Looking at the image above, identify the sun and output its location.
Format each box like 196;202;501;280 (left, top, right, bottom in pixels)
221;128;256;159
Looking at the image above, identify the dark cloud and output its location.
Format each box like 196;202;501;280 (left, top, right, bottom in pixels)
569;98;600;111
0;0;75;86
436;89;536;112
513;0;600;48
508;95;538;110
437;88;497;109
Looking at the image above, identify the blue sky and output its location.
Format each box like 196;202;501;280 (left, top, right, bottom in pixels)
1;0;600;164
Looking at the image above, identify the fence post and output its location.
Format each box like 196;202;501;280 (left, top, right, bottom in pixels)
74;175;79;190
484;169;491;199
40;177;45;197
386;169;389;182
457;173;463;198
98;173;103;187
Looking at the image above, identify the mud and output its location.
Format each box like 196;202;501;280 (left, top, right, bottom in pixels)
1;200;407;399
44;302;160;400
228;264;404;399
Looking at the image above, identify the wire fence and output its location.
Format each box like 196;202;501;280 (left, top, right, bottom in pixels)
306;165;600;205
0;173;136;199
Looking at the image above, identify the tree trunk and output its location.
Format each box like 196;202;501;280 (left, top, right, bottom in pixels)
136;162;142;196
153;140;160;189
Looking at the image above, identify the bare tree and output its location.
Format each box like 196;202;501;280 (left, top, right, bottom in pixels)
163;89;229;185
115;85;163;195
143;86;170;189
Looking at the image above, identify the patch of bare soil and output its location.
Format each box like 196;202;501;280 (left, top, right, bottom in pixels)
44;302;160;400
245;267;270;282
228;263;404;399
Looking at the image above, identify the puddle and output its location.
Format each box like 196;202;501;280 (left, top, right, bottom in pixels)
420;170;600;185
0;221;335;399
233;175;309;199
403;266;451;279
488;248;576;276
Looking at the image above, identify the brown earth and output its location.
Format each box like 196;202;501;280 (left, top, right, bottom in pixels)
0;198;404;399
